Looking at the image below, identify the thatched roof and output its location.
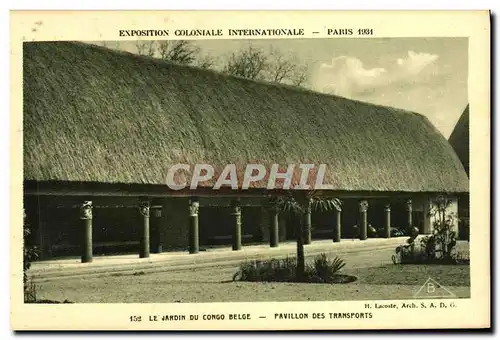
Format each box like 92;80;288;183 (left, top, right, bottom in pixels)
23;41;469;193
448;105;470;177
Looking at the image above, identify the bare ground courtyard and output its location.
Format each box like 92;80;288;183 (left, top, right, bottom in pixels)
33;245;470;303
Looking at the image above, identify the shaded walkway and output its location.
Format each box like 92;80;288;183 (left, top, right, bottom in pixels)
30;237;407;282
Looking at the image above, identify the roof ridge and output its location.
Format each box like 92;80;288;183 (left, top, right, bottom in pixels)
59;41;427;119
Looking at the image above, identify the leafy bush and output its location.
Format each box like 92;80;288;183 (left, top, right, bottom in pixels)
417;233;464;264
420;195;461;263
233;257;296;282
23;210;74;304
429;196;459;262
420;234;437;260
392;196;465;265
34;299;73;304
23;209;39;303
310;253;346;282
391;228;407;237
233;253;353;283
392;230;421;264
454;251;471;265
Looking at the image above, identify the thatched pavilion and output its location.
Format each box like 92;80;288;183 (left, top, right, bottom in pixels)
448;105;470;239
23;41;469;262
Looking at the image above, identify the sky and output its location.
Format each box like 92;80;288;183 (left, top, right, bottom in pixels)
95;38;468;138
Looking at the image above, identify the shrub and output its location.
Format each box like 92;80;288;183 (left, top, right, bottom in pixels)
23;209;39;303
233;257;297;282
454;251;470;265
309;253;346;282
233;253;352;283
420;234;437;260
23;211;73;304
391;227;406;237
392;231;421;264
392;196;465;265
423;195;461;263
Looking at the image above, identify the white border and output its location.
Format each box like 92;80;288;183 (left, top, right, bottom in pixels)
4;2;496;339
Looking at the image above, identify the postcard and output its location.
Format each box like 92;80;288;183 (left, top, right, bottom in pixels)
10;10;490;330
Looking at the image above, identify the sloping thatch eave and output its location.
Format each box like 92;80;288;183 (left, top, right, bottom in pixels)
448;105;470;177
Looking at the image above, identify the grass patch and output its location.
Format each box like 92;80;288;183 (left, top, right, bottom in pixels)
233;253;357;284
393;247;470;265
32;299;74;304
351;264;470;287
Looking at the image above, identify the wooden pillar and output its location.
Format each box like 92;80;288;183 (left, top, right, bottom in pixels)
139;199;150;258
304;200;312;245
231;199;242;251
296;213;305;280
188;198;199;254
406;199;413;233
333;208;341;243
359;200;368;240
150;205;163;253
384;204;391;238
269;207;279;248
80;201;93;263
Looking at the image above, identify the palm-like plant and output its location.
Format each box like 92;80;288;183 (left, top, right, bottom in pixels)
429;195;459;261
268;191;342;280
269;191;342;215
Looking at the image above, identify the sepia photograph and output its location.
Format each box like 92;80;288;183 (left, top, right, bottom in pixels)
22;37;471;304
10;10;490;330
